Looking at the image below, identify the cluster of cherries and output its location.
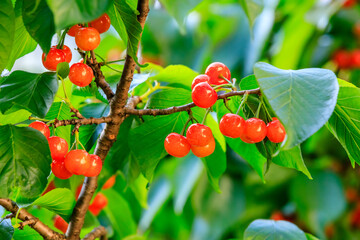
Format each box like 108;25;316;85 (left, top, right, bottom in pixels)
164;62;286;158
333;49;360;70
42;13;111;87
29;121;103;179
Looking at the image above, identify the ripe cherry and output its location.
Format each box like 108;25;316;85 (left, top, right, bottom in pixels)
89;193;108;216
205;62;231;85
102;175;116;189
239;133;256;144
219;113;245;138
243;118;267;143
333;50;351;69
186;123;213;146
89;13;111;34
164;133;191;158
191;74;210;90
69;63;94;87
64;150;91;175
48;136;68;160
350;50;360;68
84;154;103;177
75;27;101;51
267;118;286;143
271;211;286;221
67;24;82;37
191;137;215;157
29;121;50;139
343;0;356;8
42;48;66;71
192;82;218;109
54;215;68;234
354;23;360;38
55;45;72;63
51;158;73;179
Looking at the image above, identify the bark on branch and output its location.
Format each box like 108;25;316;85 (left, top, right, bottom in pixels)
82;226;107;240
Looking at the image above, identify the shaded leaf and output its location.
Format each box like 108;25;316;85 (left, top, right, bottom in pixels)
0;0;15;73
149;65;198;89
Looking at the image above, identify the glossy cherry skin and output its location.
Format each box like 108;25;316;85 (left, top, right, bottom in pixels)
191;137;215;158
192;82;218;109
42;48;66;71
55;45;72;63
75;27;101;51
267;119;286;143
51;158;73;179
243;118;267;143
219;113;245;138
48;136;69;160
333;50;351;69
84;154;103;177
64;150;91;175
102;175;116;189
54;215;68;234
191;74;210;90
89;13;111;34
29;121;50;139
205;62;231;85
239;133;256;144
164;133;191;158
69;63;94;87
350;50;360;68
186;123;213;147
89;193;108;216
67;24;82;37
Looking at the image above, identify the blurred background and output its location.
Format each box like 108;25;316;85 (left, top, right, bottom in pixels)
7;0;360;239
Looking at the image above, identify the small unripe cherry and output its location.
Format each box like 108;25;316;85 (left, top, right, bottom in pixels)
42;48;66;71
267;119;286;143
69;63;94;87
219;113;245;138
29;121;50;139
54;215;68;234
102;175;116;189
75;27;101;51
191;74;210;90
243;118;267;143
205;62;231;85
89;13;111;34
48;136;68;160
191;137;215;157
164;133;191;158
84;154;103;177
51;158;73;179
192;82;218;108
64;150;91;175
67;24;82;37
186;123;213;147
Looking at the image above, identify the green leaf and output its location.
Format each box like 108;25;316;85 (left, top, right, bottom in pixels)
0;109;31;125
22;0;55;53
57;62;70;79
238;0;263;27
32;188;76;221
327;86;360;166
254;62;339;149
13;227;42;240
149;65;198;89
0;0;15;73
306;233;320;240
272;145;312;179
0;71;58;118
0;219;14;240
123;235;146;240
0;125;51;202
244;219;307;240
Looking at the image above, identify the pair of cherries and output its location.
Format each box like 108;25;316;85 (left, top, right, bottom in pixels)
29;121;103;179
164;123;215;158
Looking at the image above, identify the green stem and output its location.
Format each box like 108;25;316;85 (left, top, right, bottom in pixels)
220;75;233;85
255;100;263;118
180;117;192;136
213;84;233;90
75;131;85;150
201;108;211;125
236;93;249;115
57;28;69;49
101;59;126;65
223;100;233;113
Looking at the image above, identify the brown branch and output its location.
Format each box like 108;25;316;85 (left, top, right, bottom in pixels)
82;226;107;240
0;199;65;240
52;116;113;128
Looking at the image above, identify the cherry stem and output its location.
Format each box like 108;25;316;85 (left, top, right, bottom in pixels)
213;84;233;90
180;117;192;136
223;99;233;113
29;116;49;122
255;100;263;119
201;108;211;125
74;131;86;150
236;92;249;115
57;28;69;49
260;97;273;122
220;75;233;85
100;59;126;65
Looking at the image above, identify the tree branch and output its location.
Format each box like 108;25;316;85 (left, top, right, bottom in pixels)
52;116;113;128
82;226;107;240
0;199;65;240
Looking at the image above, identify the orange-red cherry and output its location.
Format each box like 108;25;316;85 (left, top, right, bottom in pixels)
48;136;68;160
192;82;218;108
102;175;116;189
29;121;50;139
75;27;101;51
67;24;82;37
186;123;213;147
42;48;66;71
205;62;231;85
64;150;91;175
84;154;103;177
54;215;68;234
89;193;108;216
69;63;94;87
219;113;245;138
55;45;72;63
239;133;256;144
350;50;360;68
333;50;351;69
89;13;111;34
267;119;286;143
191;74;210;90
243;118;267;143
51;158;73;179
191;137;215;157
164;133;191;158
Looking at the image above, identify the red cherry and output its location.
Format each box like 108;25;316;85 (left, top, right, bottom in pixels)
75;27;101;51
192;82;218;108
243;118;267;143
75;184;82;200
271;211;286;221
219;113;245;138
191;137;215;157
42;48;66;71
102;175;116;189
333;50;351;69
42;181;56;196
350;50;360;68
69;63;94;87
48;136;68;160
354;23;360;38
64;150;91;175
164;133;191;158
29;121;50;139
54;215;68;234
55;45;72;63
343;0;356;8
51;158;73;179
191;74;210;90
267;119;286;143
84;154;103;177
89;13;111;34
186;123;213;146
205;62;231;85
239;133;256;144
67;24;82;37
89;193;108;216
